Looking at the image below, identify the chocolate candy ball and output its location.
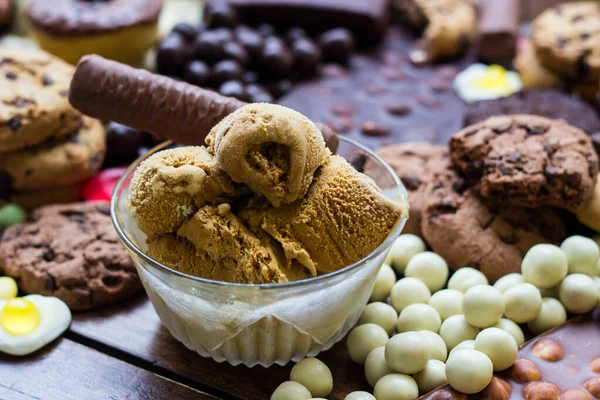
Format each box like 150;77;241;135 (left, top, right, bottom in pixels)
212;60;244;85
522;244;568;288
474;328;518;371
397;304;441;333
491;318;525;346
172;23;198;41
292;38;322;76
385;234;426;274
285;27;307;44
390;277;431;312
347;323;389;365
257;23;276;37
429;289;463;321
270;381;312;400
419;331;448;362
156;33;193;75
503;283;542;323
204;0;239;29
223;41;249;66
405;251;449;293
194;29;230;62
265;79;293;98
559;273;598;313
445;349;493;394
260;37;293;78
290;358;333;398
560;235;600;276
246;83;274;103
344;392;376;400
235;27;264;60
373;374;419;400
439;315;480;350
183;60;211;86
104;122;148;167
414;360;448;394
319;28;355;64
527;297;567;335
359;302;398;336
385;332;430;374
218;80;247;100
448;267;489;293
364;347;394;387
493;273;525;294
462;285;505;328
370;263;396;302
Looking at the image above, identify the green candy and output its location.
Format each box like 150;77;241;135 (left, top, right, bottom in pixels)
0;204;26;228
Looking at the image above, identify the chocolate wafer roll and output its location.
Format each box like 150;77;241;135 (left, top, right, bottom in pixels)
69;55;246;146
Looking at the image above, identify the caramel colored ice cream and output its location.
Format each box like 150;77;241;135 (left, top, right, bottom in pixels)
130;104;406;284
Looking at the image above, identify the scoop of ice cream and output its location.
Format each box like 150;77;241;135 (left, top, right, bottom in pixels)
129;146;242;238
241;155;407;275
206;104;330;207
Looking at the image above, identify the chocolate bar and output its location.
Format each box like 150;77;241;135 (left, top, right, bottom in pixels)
477;0;520;64
225;0;391;45
420;308;600;399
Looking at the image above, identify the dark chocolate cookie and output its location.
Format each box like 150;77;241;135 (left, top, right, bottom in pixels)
0;202;142;310
376;142;449;237
421;168;567;283
464;90;600;135
450;115;599;211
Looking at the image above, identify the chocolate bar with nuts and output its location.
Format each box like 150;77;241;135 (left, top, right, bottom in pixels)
421;308;600;399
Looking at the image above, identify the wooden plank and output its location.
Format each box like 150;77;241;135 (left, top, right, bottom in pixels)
70;295;370;400
0;337;217;400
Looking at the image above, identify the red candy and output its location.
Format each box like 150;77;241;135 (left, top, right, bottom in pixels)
82;167;128;202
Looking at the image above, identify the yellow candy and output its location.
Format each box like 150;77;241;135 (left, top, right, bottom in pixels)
0;276;18;300
472;65;511;93
1;298;41;336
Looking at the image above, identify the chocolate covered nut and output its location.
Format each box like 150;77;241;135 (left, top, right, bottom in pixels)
223;41;249;66
260;37;293;78
194;29;229;62
509;359;542;383
218;80;247;99
531;339;564;362
212;60;244;85
319;28;354;64
480;377;512;400
523;382;560;400
560;389;593;400
184;60;211;86
204;0;239;29
584;377;600;398
235;26;263;59
156;33;194;75
292;38;322;75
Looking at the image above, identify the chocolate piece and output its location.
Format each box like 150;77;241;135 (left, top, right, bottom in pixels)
204;0;239;29
183;60;211;87
420;309;600;399
156;33;194;76
225;0;390;45
319;28;355;65
477;0;520;64
69;55;246;146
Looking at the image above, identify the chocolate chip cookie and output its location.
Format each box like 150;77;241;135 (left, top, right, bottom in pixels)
450;115;599;211
0;48;83;152
421;168;567;283
0;117;105;191
376;142;449;237
532;2;600;83
0;202;141;310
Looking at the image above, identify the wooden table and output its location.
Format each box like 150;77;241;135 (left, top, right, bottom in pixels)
0;293;369;399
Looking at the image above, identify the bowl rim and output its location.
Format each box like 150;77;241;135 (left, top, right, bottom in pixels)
110;135;407;291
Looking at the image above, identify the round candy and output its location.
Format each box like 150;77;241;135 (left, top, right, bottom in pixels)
292;38;322;76
561;235;600;276
0;298;41;336
156;33;193;75
491;318;525;346
219;80;247;100
0;204;26;229
448;339;475;357
104;122;150;167
290;358;333;398
347;323;389;365
385;331;430;374
390;277;431;312
414;360;448;394
194;30;228;62
172;23;198;41
261;37;293;78
370;263;396;302
82;167;127;202
373;374;419;400
439;315;480;350
502;283;542;323
522;244;568;288
445;349;493;394
385;234;426;274
204;1;239;28
447;268;488;293
428;289;463;320
527;297;567;335
493;273;525;294
364;346;394;387
285;27;307;44
0;276;18;300
419;330;448;362
270;381;312;400
462;285;505;328
405;252;449;293
223;41;249;66
235;27;263;59
319;28;355;65
559;273;598;314
344;392;376;400
397;304;441;333
212;60;244;85
474;328;518;371
359;302;398;336
183;60;211;87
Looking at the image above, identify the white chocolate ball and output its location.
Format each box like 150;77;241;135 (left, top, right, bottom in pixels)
474;328;518;371
385;331;430;374
347;323;389;365
448;340;475;357
404;251;449;293
493;273;525;294
359;302;398;336
390;277;431;312
527;298;567;335
364;346;394;387
522;244;568;288
370;263;397;302
439;315;480;350
491;318;525;346
429;289;464;320
344;392;376;400
559;273;599;314
271;381;312;400
414;359;448;394
419;330;448;362
385;234;426;274
290;358;333;398
561;235;600;276
462;285;505;328
502;283;542;323
445;349;493;394
373;374;419;400
448;268;488;293
397;304;441;333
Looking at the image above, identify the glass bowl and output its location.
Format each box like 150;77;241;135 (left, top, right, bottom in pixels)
111;136;408;367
